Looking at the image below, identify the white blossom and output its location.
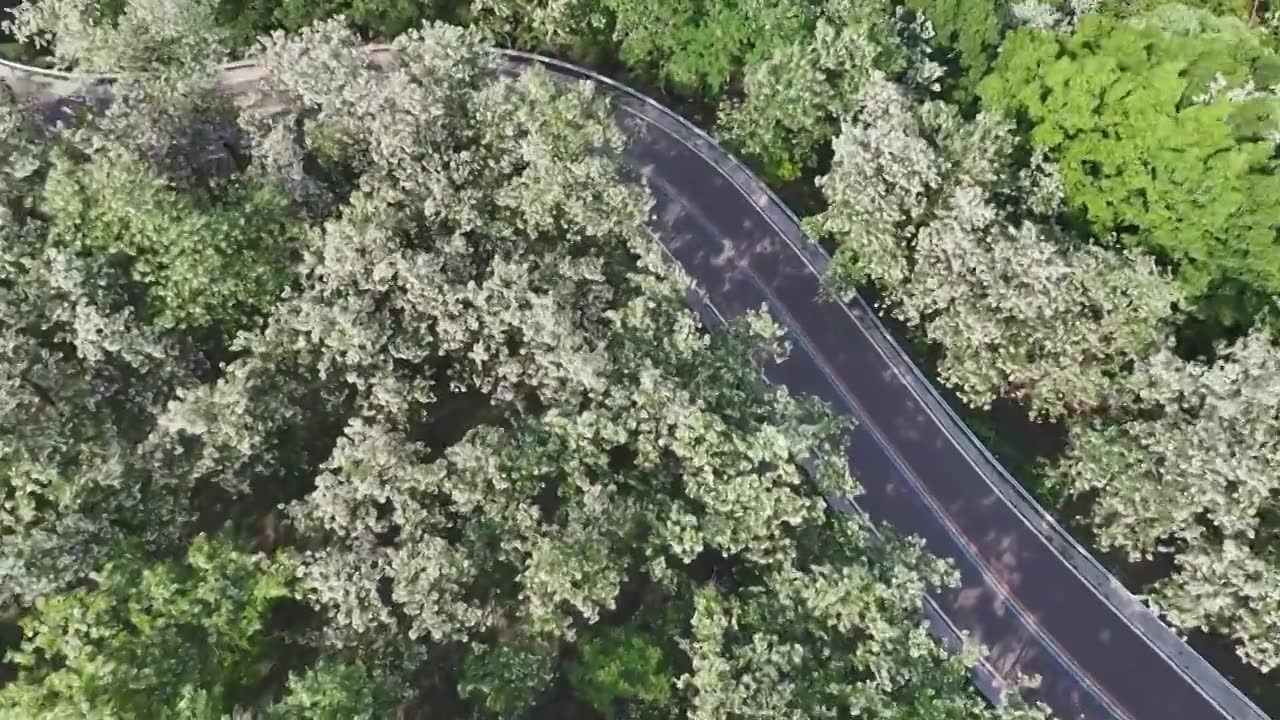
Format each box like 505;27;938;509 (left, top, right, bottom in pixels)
809;78;1179;418
1055;327;1280;669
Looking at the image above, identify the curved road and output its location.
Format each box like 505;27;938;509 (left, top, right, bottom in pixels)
1;51;1269;720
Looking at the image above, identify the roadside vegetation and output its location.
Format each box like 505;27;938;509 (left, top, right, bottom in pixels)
0;12;1052;719
3;0;1280;712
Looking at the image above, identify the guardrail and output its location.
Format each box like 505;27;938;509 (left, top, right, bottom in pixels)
496;51;1267;720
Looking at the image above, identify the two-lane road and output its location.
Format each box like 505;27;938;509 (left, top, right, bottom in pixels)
2;50;1269;720
509;56;1269;720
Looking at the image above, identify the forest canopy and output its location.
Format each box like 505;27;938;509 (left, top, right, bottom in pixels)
0;16;1047;719
6;0;1280;711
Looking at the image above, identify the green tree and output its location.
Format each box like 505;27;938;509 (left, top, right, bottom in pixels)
0;120;203;606
604;0;817;98
269;0;459;39
40;145;299;332
469;0;614;59
0;535;295;716
568;626;673;717
268;658;400;719
980;13;1280;328
0;66;310;607
903;0;1002;101
715;0;926;182
458;644;558;718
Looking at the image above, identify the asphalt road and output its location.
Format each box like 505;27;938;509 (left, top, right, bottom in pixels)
1;50;1270;720
503;56;1271;720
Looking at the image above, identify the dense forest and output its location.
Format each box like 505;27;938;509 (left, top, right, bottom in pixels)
2;0;1280;715
0;7;1051;719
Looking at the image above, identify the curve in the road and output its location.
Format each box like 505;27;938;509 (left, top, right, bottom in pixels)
0;49;1269;720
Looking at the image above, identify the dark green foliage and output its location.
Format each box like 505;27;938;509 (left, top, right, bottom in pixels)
270;0;458;38
567;626;673;717
213;0;286;48
980;14;1280;328
903;0;1002;101
457;643;558;717
211;0;467;50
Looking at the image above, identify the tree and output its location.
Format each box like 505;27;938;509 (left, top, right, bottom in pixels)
1104;0;1260;25
568;625;674;718
0;535;295;716
1;18;1045;718
902;0;1003;101
679;520;1048;720
715;0;934;182
269;0;448;39
602;0;819;98
807;78;1180;419
4;0;229;72
470;0;926;125
268;658;400;719
1051;327;1280;671
468;0;614;60
0;152;204;607
0;59;311;607
458;643;559;718
980;13;1280;329
40;145;300;332
0;534;398;717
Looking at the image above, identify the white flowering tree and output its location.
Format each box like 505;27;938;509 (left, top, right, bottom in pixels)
4;0;229;72
0;98;213;606
1053;328;1280;671
807;78;1180;419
